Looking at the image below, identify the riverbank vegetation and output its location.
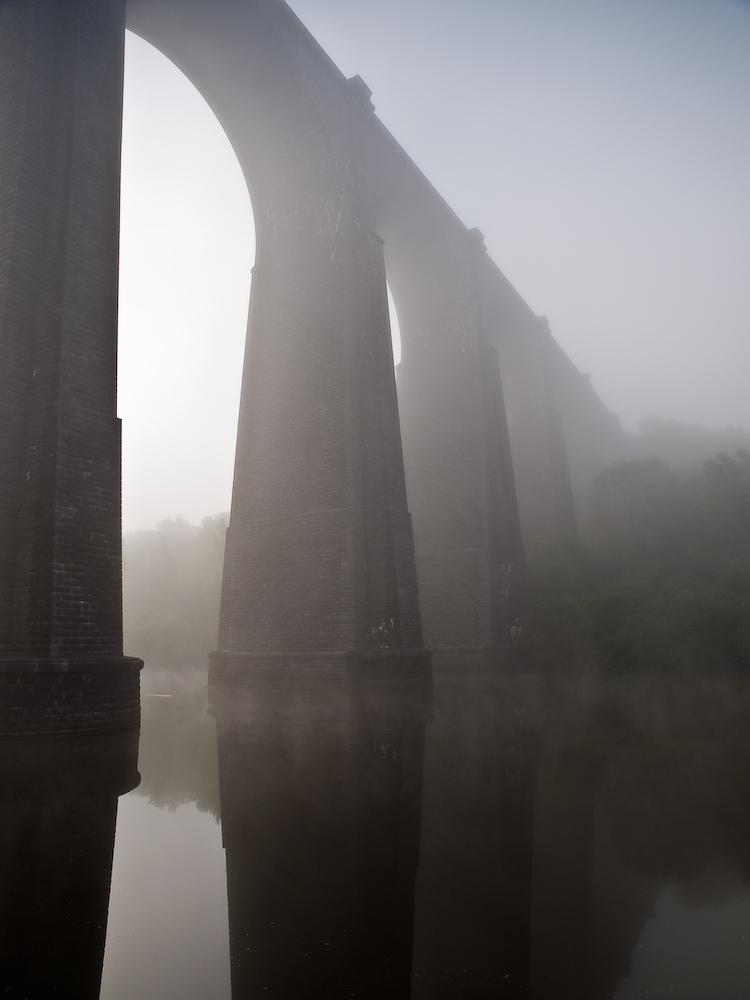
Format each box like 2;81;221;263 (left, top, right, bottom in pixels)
120;443;750;683
524;451;750;673
123;513;228;690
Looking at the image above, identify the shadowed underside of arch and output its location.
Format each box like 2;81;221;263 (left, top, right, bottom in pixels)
0;0;625;720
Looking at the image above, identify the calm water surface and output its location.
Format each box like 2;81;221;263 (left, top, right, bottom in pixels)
5;660;750;998
101;795;230;1000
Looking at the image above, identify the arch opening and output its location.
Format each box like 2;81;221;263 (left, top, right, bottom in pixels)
119;32;255;533
386;282;402;368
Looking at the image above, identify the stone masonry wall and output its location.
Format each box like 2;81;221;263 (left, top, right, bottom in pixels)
0;0;127;657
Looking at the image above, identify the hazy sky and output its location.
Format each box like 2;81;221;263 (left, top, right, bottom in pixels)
119;0;750;532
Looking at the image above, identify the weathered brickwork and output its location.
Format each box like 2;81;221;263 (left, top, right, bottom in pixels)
385;228;529;649
0;0;141;729
215;199;423;653
220;168;423;652
0;656;142;736
0;0;127;658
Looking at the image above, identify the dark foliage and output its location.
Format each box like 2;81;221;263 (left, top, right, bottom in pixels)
523;451;750;673
123;513;228;690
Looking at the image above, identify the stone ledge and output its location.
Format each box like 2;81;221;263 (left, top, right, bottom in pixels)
0;654;143;673
0;656;143;736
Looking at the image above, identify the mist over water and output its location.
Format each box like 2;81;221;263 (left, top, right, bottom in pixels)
4;2;750;997
111;7;750;993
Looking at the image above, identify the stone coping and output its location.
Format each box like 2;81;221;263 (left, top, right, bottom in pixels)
0;655;143;673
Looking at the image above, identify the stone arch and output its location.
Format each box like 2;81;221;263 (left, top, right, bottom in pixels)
127;0;541;654
128;0;424;658
119;30;254;530
0;0;583;704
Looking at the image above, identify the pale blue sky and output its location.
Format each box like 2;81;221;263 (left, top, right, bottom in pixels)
120;0;750;531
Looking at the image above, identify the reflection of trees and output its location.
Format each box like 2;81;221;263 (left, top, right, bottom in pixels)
533;673;750;996
586;675;750;885
415;664;750;999
134;689;220;818
531;673;750;886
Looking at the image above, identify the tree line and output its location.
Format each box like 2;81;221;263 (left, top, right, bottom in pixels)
524;450;750;672
122;427;750;681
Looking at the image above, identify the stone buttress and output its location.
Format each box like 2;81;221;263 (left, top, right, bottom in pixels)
0;0;140;733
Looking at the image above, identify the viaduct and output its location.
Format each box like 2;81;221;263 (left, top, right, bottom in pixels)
0;0;627;723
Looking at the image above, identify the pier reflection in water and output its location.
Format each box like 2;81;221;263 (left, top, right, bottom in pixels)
208;658;750;998
0;729;139;999
209;652;432;1000
6;659;750;997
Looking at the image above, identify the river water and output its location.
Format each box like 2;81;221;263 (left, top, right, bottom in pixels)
4;660;750;998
